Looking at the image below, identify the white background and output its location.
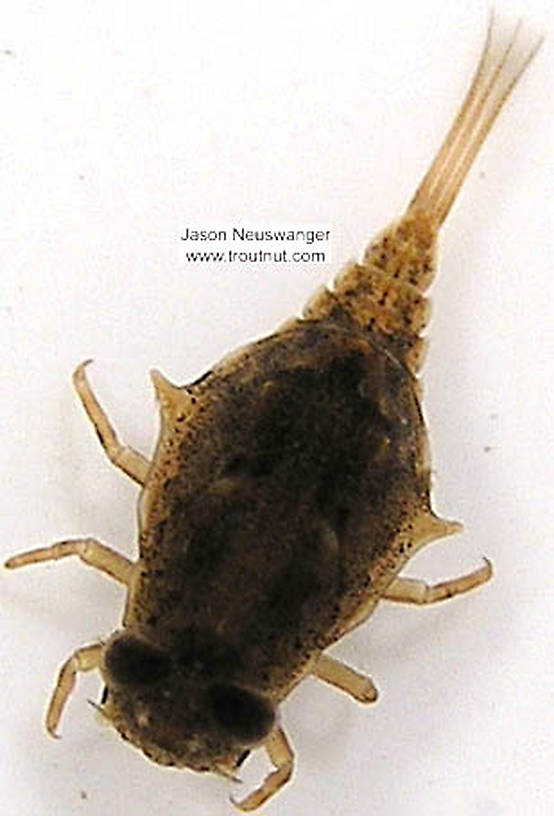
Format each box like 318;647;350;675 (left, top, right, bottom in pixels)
1;1;553;814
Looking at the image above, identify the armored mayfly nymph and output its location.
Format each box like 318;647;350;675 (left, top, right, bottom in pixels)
5;15;541;812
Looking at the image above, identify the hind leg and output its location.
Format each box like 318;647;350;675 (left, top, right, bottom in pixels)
73;361;150;485
382;558;492;605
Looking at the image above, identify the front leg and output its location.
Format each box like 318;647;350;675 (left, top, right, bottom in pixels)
233;727;294;811
45;642;104;736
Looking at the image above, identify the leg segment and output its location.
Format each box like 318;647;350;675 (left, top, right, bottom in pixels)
46;642;103;737
5;538;134;585
382;558;492;605
73;360;150;485
312;653;378;703
233;727;294;811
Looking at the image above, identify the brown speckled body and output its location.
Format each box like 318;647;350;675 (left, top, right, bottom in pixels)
102;315;439;774
134;321;428;689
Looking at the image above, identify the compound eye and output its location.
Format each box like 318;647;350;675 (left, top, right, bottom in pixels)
207;683;275;744
104;634;171;687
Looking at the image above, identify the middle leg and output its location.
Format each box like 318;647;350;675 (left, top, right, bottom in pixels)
5;538;134;585
312;653;378;703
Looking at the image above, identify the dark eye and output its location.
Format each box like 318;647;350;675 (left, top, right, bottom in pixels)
105;634;171;687
207;684;275;743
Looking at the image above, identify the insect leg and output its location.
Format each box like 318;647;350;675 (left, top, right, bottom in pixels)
382;558;492;605
5;538;134;585
73;360;150;485
312;653;378;703
45;642;104;736
233;727;294;811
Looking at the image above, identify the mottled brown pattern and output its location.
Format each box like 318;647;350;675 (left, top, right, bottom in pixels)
131;323;429;697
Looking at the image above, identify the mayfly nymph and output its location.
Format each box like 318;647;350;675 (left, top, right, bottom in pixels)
5;15;541;811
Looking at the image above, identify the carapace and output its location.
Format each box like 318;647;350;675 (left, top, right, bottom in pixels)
5;15;541;812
